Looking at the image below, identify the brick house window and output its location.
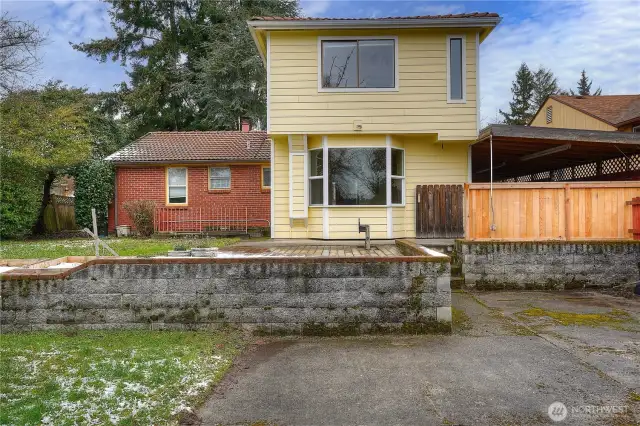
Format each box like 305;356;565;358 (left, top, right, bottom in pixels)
262;166;271;189
209;167;231;189
167;167;187;204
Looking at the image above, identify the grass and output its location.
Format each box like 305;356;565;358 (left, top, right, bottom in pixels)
517;307;634;327
0;330;245;425
0;237;240;259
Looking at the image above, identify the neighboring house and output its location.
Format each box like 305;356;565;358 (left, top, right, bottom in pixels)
530;95;640;132
247;13;501;239
105;126;271;234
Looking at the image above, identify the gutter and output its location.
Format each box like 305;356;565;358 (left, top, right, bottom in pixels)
247;17;502;30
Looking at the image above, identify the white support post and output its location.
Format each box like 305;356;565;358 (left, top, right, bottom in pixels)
91;208;99;257
386;135;393;239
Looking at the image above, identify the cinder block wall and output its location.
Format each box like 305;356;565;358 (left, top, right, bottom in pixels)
458;241;640;290
109;165;270;232
1;259;452;335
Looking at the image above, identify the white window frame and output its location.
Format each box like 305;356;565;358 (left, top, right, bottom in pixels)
307;145;406;208
446;34;466;104
317;35;399;93
390;148;405;206
166;167;188;205
308;148;324;206
208;166;231;190
261;166;271;189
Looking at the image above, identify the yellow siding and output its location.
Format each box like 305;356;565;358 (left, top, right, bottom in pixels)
530;98;616;131
271;133;469;239
269;29;478;140
401;136;469;238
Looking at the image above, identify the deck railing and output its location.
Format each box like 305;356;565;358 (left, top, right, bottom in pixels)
154;206;249;234
465;181;640;240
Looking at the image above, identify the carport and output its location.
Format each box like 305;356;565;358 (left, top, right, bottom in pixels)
465;125;640;240
471;125;640;183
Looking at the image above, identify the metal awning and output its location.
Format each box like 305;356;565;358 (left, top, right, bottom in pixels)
471;125;640;182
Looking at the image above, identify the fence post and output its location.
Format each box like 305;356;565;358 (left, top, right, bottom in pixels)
628;197;640;240
91;208;100;256
564;184;573;240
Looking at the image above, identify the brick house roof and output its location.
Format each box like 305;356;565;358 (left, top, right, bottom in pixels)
549;95;640;127
252;13;500;21
106;131;270;164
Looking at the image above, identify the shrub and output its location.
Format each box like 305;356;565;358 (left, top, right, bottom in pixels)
123;200;156;236
73;159;114;233
0;173;41;239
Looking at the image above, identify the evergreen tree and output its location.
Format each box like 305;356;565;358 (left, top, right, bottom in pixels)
532;66;560;110
72;0;298;136
499;63;535;125
570;69;602;96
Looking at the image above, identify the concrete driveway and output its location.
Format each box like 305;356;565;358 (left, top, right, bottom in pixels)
193;291;639;426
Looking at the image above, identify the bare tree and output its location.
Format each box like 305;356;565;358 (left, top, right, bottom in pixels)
0;12;46;94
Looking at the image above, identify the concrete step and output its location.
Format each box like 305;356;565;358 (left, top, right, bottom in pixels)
451;277;465;290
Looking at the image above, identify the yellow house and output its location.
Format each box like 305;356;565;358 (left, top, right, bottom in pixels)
247;13;501;239
530;95;640;132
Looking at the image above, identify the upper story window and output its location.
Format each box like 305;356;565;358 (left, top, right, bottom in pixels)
447;35;466;103
167;167;187;205
319;37;397;92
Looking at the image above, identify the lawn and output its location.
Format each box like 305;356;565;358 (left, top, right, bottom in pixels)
0;237;240;259
0;330;245;425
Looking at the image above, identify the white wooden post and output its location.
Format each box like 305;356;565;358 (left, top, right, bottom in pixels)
92;208;99;257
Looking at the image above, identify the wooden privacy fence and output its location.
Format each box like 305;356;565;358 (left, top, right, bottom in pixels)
465;182;640;240
44;195;76;232
415;185;464;238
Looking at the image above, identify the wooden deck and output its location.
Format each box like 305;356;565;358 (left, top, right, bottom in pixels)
220;244;403;258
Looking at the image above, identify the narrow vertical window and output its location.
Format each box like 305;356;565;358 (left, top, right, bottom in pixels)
448;36;465;102
167;167;187;204
546;106;553;124
308;149;324;205
262;166;271;188
391;149;405;205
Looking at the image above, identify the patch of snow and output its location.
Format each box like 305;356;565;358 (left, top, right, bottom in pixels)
47;262;81;269
0;266;16;273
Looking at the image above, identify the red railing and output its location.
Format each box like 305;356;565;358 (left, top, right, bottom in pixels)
154;206;249;234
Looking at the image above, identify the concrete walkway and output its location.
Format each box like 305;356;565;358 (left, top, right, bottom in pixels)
193;291;639;426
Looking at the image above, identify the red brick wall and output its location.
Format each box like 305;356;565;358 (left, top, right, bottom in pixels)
108;164;270;233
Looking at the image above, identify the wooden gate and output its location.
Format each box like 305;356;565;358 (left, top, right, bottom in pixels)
416;185;464;238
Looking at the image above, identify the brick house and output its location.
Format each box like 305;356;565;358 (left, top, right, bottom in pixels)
106;126;271;234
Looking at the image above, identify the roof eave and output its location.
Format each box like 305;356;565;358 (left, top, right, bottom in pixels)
108;159;270;165
247;24;267;64
247;17;502;31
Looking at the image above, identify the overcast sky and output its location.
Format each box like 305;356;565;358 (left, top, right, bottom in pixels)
4;0;639;127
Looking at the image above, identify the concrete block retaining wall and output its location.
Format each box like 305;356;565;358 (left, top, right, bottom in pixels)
457;241;640;290
1;257;452;335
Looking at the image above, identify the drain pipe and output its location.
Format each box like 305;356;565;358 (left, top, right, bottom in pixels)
489;134;496;232
358;218;371;250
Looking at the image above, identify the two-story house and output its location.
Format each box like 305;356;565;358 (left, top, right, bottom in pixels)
248;13;501;239
530;95;640;132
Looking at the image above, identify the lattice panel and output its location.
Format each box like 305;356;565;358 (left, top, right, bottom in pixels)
574;162;597;179
532;171;551;181
602;157;626;175
517;175;532;182
630;154;640;170
552;167;573;181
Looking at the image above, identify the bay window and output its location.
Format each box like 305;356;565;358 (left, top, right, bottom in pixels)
167;167;187;204
308;147;404;206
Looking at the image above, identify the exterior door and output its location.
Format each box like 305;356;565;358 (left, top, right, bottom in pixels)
415;184;464;238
